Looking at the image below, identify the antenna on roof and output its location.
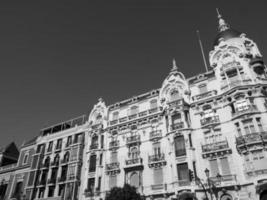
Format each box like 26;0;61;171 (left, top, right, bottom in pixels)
196;30;208;72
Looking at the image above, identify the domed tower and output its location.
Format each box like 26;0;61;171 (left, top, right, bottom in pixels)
209;9;266;92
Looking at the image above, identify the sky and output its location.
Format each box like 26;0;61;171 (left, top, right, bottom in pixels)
0;0;267;148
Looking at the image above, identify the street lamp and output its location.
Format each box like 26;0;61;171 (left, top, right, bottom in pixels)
204;168;213;200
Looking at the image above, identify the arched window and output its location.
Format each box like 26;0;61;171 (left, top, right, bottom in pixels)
169;89;179;102
150;99;157;109
63;152;70;162
44;156;50;167
129;172;139;188
129;106;138;116
54;154;60;165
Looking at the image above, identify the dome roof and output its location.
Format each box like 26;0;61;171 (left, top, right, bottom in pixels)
213;28;241;46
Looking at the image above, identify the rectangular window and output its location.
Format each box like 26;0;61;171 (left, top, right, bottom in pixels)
152;142;161;156
177;163;189;181
101;135;104;149
87;178;95;192
172;113;182;124
23;154;29;164
66;136;72;147
98;177;101;190
67;165;76;180
153;168;163;184
99;153;103;166
174;136;186;157
70;147;78;161
27;171;35;186
56;139;62;150
220;157;231;175
109;176;117;189
89;155;97;172
243;120;255;134
48;141;53;152
111;152;118;163
209;159;219;177
256;118;264;132
48;186;55;197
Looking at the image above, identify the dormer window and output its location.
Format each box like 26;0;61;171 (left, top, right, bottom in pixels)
129;106;138;116
169;89;179;102
150;99;157;109
198;83;207;94
95;114;102;124
112;112;119;120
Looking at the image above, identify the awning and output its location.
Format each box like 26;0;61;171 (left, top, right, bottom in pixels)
177;192;197;200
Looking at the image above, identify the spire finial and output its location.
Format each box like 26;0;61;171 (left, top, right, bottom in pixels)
171;58;178;73
216;8;229;32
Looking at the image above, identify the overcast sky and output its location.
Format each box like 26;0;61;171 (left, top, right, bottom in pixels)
0;0;266;148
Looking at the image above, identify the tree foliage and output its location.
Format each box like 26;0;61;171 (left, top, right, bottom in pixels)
105;184;142;200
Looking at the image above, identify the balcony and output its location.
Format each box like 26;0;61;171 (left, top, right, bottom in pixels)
109;140;119;149
47;178;56;184
221;78;252;91
128;114;138;120
192;90;217;102
60;159;68;165
149;130;162;141
126;135;141;146
110;119;118;126
209;174;237;187
124;158;143;172
106;162;120;175
171;122;184;131
37;179;47;186
202;140;231;158
55;145;62;152
236;132;267;153
58;176;66;183
90;143;99;150
109;107;162;127
148;107;159;114
40;162;50;169
84;189;94;197
148;153;166;168
232;104;259;119
51;161;59;167
177;180;191;187
200;115;220;127
151;183;167;190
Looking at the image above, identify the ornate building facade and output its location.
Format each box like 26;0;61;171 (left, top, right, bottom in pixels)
0;12;267;200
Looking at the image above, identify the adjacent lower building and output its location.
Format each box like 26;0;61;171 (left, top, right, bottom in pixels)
1;12;267;200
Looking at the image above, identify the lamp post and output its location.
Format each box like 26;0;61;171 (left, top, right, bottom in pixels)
204;168;213;200
195;176;209;200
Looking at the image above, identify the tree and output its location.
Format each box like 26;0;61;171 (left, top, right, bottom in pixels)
105;184;142;200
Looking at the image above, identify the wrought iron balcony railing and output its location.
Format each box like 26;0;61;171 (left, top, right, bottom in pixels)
200;115;220;126
109;140;119;149
125;158;142;166
236;132;267;152
149;130;162;140
171;122;184;131
106;162;120;171
90;143;99;150
232;104;258;119
126;135;141;145
202;140;230;154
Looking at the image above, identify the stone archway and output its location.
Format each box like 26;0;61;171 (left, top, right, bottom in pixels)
260;190;267;200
